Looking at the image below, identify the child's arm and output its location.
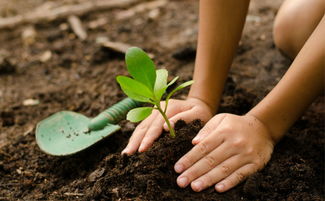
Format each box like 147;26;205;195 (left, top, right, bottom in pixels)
248;15;325;142
174;16;325;193
122;0;250;155
188;0;250;113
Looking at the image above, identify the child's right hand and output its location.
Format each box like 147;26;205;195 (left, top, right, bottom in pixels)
121;97;214;155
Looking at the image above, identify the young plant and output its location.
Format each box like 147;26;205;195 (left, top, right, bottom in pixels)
116;47;193;137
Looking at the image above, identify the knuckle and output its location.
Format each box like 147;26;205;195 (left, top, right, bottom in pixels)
245;147;255;155
235;172;246;183
203;124;214;133
232;138;246;148
201;176;213;187
138;124;147;130
180;155;192;167
221;165;231;175
253;159;264;169
197;142;209;155
203;155;217;168
220;124;233;133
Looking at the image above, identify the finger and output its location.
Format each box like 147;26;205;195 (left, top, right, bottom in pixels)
122;111;159;155
174;130;224;174
163;109;195;131
138;113;165;152
192;114;227;145
175;142;235;188
215;163;257;193
190;155;250;192
139;103;184;151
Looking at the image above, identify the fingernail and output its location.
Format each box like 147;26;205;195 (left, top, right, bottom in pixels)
174;163;183;173
138;144;145;152
177;177;188;187
121;148;128;155
192;180;203;192
216;183;225;192
192;136;200;143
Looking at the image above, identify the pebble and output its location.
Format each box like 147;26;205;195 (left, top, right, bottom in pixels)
23;99;40;106
87;168;105;182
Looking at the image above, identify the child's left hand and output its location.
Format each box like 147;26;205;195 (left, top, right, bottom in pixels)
174;113;275;192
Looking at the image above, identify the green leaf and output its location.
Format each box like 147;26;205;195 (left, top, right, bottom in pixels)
166;80;194;102
167;76;179;87
116;76;154;102
127;107;153;122
125;47;156;90
154;69;168;100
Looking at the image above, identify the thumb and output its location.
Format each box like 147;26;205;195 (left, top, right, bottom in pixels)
163;110;195;131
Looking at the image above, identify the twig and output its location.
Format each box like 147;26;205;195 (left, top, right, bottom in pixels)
100;40;132;54
98;38;154;58
0;183;20;186
68;15;87;40
0;0;140;29
64;192;84;196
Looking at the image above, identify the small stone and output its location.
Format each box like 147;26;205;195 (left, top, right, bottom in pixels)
40;50;52;63
22;26;37;46
59;23;69;31
87;168;105;182
148;8;160;19
16;167;23;174
23;125;34;136
23;99;40;106
112;187;119;196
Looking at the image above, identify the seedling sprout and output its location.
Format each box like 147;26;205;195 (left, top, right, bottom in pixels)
116;47;193;137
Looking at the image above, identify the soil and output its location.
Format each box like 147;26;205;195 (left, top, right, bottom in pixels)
0;0;324;200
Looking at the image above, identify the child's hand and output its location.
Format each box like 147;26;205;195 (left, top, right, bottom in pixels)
121;97;213;155
174;113;275;192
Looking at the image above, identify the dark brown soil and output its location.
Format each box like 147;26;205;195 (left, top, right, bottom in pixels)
0;0;324;200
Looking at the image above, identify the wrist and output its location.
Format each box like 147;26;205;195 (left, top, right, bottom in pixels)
246;110;284;144
187;94;218;115
244;113;278;145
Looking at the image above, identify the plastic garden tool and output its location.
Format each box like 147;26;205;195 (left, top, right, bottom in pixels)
36;98;141;156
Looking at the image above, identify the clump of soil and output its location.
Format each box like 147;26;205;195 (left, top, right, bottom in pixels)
85;120;205;201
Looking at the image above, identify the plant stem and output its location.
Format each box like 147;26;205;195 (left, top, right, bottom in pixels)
156;105;176;138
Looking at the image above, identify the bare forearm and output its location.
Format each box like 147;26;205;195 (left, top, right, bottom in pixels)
248;16;325;143
189;0;250;113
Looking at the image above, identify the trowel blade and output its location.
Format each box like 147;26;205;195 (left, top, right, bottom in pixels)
36;111;120;156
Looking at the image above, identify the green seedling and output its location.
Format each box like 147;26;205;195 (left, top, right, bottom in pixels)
116;47;194;137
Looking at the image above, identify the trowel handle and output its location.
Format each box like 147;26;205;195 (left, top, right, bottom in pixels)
88;98;141;131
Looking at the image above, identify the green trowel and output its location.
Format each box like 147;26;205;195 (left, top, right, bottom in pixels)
36;98;140;156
